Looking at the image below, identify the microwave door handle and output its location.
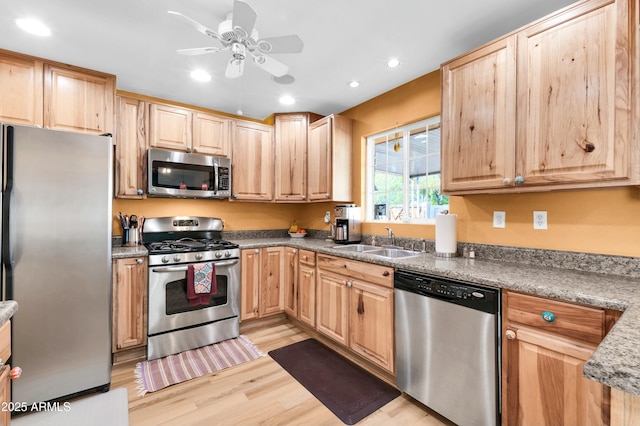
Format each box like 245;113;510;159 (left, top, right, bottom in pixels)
152;259;239;273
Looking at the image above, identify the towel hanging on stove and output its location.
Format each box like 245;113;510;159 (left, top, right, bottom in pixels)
187;262;217;306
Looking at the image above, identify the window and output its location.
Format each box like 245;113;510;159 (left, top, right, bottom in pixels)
366;116;448;223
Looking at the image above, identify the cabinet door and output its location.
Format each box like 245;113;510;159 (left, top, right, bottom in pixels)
0;52;43;126
503;325;606;426
241;249;261;321
298;264;316;327
231;121;274;201
112;257;147;351
441;37;516;192
148;103;192;151
192;111;229;156
307;116;332;201
116;96;147;198
0;365;9;426
44;64;115;134
316;269;349;346
260;247;284;316
283;247;299;317
349;280;394;372
275;114;308;202
516;0;632;187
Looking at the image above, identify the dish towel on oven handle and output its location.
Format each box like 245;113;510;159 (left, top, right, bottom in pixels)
187;262;217;306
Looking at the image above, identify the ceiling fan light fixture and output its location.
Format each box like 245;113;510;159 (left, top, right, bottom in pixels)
387;58;400;68
272;74;295;85
279;95;295;105
16;18;51;37
190;69;211;82
348;80;360;88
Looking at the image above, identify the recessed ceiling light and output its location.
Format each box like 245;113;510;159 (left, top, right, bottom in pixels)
348;80;360;88
387;58;400;68
15;18;51;37
279;95;295;105
190;69;211;82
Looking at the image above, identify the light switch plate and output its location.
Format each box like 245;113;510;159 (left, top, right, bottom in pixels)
533;211;547;230
493;211;506;228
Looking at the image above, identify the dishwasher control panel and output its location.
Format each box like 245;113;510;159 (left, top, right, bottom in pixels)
394;270;499;314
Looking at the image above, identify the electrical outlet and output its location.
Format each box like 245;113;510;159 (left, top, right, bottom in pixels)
533;211;547;230
324;211;331;224
493;211;506;228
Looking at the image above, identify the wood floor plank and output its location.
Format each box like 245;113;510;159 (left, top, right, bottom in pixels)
112;316;450;425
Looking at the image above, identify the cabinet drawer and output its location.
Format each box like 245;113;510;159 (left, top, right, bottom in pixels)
299;250;316;266
0;321;10;365
317;254;393;288
506;292;604;345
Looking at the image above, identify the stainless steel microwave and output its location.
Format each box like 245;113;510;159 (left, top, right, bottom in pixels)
147;148;231;199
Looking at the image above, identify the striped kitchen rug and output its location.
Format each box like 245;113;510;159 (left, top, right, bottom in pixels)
134;335;263;395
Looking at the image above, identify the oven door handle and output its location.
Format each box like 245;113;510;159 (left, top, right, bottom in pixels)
152;259;239;273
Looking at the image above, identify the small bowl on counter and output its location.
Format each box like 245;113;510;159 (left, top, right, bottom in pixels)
288;232;307;238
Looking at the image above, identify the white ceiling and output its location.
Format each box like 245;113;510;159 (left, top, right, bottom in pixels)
1;0;576;120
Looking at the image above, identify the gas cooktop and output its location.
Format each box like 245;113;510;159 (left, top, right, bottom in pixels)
145;237;238;254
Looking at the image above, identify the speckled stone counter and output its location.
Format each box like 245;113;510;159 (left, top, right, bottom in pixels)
0;301;18;326
112;245;148;259
229;237;640;397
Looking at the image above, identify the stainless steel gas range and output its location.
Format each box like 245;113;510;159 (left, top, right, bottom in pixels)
143;216;240;360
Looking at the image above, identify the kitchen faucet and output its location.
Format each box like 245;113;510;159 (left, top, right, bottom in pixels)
384;227;395;246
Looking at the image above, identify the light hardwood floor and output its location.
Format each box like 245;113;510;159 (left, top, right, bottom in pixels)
111;316;452;425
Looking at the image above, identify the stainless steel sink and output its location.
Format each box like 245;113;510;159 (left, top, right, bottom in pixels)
331;244;380;252
368;248;422;259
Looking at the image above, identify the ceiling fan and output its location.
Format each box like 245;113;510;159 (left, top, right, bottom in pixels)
168;1;304;79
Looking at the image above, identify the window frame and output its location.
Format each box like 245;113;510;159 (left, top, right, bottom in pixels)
365;115;445;224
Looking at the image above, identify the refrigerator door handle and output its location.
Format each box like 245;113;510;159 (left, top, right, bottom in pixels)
2;125;14;299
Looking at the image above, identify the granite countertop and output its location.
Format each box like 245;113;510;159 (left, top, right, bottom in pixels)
0;301;18;326
110;236;640;397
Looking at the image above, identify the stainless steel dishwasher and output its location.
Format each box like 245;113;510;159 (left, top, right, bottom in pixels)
395;270;501;426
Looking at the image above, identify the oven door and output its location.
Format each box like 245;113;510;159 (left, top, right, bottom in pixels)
148;258;240;336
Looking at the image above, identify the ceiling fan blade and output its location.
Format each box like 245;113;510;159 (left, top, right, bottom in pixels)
257;35;304;54
168;11;222;41
231;1;257;40
225;58;245;79
176;47;225;56
251;53;289;77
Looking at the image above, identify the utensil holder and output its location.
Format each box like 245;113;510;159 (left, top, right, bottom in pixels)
123;228;142;246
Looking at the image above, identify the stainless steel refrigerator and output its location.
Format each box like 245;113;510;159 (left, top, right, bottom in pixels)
1;123;112;405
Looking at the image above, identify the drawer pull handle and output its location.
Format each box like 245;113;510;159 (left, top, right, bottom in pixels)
541;311;555;323
382;271;390;277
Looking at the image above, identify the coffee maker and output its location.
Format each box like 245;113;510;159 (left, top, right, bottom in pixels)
333;204;362;244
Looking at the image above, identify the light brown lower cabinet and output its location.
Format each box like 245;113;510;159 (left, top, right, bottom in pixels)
283;248;316;328
316;254;394;373
502;290;620;426
112;257;148;353
240;247;284;320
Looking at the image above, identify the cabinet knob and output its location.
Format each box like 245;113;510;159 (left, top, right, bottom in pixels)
254;249;260;254
503;178;511;185
382;271;390;277
506;329;517;340
232;194;238;199
136;258;143;264
514;175;525;185
292;249;297;254
136;188;144;195
541;311;555;323
302;255;308;261
347;281;352;288
310;270;314;276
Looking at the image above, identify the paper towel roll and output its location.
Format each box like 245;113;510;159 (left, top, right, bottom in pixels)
435;214;457;256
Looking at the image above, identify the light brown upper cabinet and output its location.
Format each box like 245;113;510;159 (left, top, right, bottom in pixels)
441;0;638;194
274;113;310;202
44;64;115;134
0;50;44;126
115;96;147;198
308;114;354;202
148;103;231;156
0;49;115;135
231;120;274;201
